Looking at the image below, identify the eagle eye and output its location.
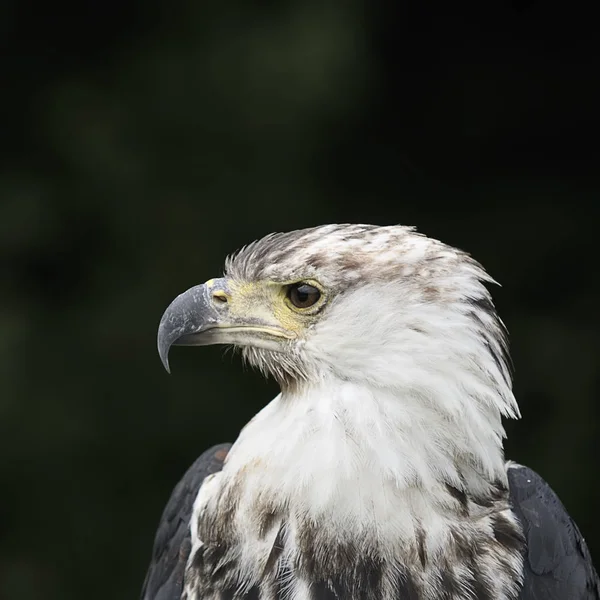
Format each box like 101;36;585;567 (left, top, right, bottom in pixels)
287;282;321;309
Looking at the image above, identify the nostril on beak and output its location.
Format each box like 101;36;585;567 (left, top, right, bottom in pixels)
212;291;228;304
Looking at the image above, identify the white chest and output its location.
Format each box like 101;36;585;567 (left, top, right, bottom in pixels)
182;383;522;600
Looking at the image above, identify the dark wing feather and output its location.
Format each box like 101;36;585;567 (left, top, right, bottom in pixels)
508;464;599;600
140;443;232;600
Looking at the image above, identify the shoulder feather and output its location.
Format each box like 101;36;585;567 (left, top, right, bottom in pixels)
508;464;599;599
141;443;231;600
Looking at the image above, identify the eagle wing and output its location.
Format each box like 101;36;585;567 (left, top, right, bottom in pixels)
141;443;231;600
508;464;599;599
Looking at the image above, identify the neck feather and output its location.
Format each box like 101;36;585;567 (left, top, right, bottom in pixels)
223;375;509;524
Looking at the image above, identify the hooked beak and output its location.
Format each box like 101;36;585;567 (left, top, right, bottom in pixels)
157;278;295;373
157;283;220;373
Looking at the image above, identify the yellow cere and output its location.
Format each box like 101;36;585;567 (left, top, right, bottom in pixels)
226;279;307;336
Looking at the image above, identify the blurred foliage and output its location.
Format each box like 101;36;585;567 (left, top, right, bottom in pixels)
1;1;599;599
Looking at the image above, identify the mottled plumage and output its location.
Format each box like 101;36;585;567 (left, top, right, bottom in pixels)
143;224;599;600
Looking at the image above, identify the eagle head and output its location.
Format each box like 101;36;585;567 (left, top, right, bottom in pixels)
158;224;517;422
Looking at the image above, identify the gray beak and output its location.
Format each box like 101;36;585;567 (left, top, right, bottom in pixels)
157;283;221;373
157;277;296;374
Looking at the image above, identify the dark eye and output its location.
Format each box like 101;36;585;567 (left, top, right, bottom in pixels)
287;283;321;309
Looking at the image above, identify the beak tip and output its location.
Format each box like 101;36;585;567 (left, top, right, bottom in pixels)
158;343;171;374
157;330;172;374
156;283;214;375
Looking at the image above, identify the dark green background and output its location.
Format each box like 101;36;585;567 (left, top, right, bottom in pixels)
1;1;599;598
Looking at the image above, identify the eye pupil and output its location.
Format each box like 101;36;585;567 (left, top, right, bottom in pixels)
288;283;321;309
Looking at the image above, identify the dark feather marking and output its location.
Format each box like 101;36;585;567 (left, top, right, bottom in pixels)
245;587;260;600
416;525;427;568
393;564;420;600
492;513;525;554
271;560;294;600
306;253;327;270
440;568;462;599
471;570;494;600
325;555;384;600
448;526;477;564
445;483;469;516
465;295;510;370
258;508;279;539
220;585;260;600
263;524;285;576
469;295;495;317
209;550;237;584
483;340;508;384
424;254;446;263
310;581;337;600
338;253;365;272
190;542;238;591
297;520;385;599
471;480;508;508
355;556;384;598
199;477;240;544
270;246;299;267
422;285;440;301
192;546;205;570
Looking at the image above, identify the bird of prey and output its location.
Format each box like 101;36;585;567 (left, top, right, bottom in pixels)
142;224;598;600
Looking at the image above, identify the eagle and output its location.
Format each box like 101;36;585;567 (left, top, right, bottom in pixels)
141;224;598;600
